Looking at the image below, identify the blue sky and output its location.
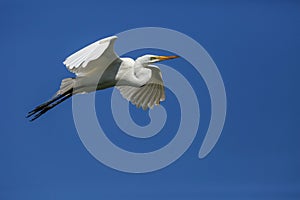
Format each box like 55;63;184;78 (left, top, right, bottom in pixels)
1;0;300;199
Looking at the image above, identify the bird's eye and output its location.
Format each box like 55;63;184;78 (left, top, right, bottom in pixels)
150;57;156;60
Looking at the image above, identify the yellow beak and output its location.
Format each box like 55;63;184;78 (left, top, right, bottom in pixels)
156;55;180;61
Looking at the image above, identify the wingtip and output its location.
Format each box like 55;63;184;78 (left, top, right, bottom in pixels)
98;35;118;44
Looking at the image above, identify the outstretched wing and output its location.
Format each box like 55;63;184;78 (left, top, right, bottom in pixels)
116;66;165;110
63;36;119;76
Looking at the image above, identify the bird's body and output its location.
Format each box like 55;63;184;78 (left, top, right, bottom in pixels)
27;36;179;121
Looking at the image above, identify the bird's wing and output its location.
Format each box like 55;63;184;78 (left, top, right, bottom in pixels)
116;65;165;110
63;36;119;76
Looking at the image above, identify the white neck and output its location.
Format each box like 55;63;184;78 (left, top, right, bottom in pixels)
116;58;152;87
133;60;152;86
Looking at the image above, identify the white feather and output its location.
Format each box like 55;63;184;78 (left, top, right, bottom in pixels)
116;66;165;110
63;36;119;76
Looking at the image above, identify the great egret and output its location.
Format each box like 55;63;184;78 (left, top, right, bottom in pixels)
27;36;179;121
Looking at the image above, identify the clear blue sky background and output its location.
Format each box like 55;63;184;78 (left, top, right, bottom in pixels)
1;0;300;199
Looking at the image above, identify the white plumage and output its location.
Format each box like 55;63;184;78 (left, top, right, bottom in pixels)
27;36;179;121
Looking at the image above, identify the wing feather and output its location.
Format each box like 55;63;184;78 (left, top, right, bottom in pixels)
63;36;119;76
116;66;165;110
136;85;151;109
144;84;155;109
139;85;152;109
149;84;159;108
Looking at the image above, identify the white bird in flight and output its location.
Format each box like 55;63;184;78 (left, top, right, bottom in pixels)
27;36;179;121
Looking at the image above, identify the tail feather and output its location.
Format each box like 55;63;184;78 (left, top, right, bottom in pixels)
27;78;75;121
56;78;75;96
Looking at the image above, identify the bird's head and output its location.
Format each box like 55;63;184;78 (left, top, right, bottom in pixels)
136;54;180;65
